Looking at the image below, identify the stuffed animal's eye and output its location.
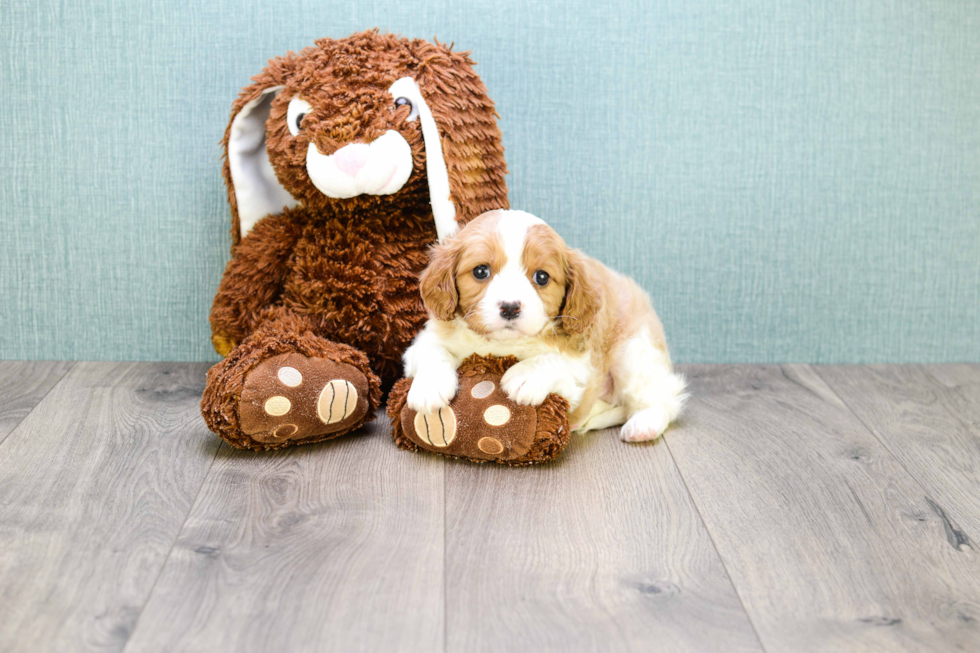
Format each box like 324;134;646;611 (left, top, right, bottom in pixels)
473;265;491;280
287;97;313;136
394;96;419;122
533;270;550;286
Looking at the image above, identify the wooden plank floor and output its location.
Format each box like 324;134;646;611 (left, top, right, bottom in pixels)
1;363;978;652
0;361;73;443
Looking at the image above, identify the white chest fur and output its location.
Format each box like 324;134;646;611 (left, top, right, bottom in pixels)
435;318;567;362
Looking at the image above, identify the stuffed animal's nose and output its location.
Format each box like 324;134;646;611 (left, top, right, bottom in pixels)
332;144;370;178
499;301;521;321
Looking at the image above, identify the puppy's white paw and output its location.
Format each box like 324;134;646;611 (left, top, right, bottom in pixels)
501;361;558;406
407;368;459;414
620;407;672;443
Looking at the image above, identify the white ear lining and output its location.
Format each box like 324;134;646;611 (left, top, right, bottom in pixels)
227;86;300;239
388;77;458;243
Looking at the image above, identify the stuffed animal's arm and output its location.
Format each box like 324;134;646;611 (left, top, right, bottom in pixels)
209;209;306;356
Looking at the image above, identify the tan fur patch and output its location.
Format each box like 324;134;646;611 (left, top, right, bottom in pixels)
211;333;237;358
456;235;505;334
422;210;511;334
522;224;569;323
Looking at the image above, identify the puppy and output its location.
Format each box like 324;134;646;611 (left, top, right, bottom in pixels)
403;209;686;442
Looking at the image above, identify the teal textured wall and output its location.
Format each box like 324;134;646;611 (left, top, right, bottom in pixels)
1;0;978;363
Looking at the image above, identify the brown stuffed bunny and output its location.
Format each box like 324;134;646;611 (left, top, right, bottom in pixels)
201;31;510;450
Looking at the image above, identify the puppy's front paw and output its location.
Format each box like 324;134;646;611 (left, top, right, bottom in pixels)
501;361;559;406
620;407;672;442
407;369;459;414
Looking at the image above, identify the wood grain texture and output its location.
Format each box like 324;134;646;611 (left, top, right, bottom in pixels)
0;360;74;443
444;426;763;653
816;364;980;538
0;362;216;653
665;365;980;652
8;363;980;653
124;417;445;653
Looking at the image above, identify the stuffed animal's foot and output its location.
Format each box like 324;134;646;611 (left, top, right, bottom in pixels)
388;354;571;465
201;322;382;450
239;352;371;445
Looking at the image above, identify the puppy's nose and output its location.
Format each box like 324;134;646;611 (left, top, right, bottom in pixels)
499;301;521;321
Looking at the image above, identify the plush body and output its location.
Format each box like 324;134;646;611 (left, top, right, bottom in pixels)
404;210;687;442
202;32;509;450
209;202;436;385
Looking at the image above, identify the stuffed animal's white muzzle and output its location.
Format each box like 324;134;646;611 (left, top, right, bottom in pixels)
305;130;413;199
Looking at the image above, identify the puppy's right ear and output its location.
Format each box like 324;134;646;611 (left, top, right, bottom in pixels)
561;249;601;335
419;241;460;321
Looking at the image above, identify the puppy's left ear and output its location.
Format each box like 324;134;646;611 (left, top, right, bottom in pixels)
561;250;601;335
419;241;460;321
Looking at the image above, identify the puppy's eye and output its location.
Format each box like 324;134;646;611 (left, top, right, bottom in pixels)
287;97;313;137
394;96;419;122
533;270;550;286
473;265;491;280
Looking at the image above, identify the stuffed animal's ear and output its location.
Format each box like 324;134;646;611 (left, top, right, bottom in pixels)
221;57;301;246
407;41;509;242
419;241;460;321
561;250;601;335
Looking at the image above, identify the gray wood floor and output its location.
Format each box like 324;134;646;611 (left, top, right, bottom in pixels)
1;362;978;652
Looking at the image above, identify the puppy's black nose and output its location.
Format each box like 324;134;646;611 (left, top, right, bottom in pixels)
499;301;521;321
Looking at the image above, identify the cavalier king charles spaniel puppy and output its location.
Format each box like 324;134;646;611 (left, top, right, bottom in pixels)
403;209;686;441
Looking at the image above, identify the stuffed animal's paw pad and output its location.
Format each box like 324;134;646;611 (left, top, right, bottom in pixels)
482;404;511;425
470;380;495;398
413;406;457;447
240;353;369;444
316;379;359;425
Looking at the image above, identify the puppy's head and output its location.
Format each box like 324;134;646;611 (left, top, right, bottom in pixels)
420;210;599;339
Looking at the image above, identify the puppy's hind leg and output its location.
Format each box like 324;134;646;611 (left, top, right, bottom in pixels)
612;332;688;443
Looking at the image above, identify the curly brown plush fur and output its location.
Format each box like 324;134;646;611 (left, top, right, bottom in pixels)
388;355;571;466
202;31;509;450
